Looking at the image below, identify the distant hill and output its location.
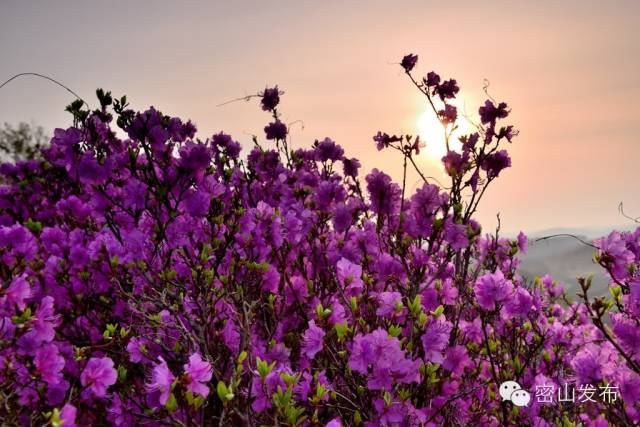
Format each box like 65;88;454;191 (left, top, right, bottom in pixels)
517;225;637;298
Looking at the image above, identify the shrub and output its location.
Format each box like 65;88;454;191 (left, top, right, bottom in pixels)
0;55;638;426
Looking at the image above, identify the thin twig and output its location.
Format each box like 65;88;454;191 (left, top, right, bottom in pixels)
0;72;88;107
534;233;597;249
216;94;260;107
619;202;640;224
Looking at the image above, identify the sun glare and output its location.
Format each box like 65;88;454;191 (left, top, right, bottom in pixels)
416;108;471;161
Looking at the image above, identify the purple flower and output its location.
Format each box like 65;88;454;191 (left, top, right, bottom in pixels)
366;169;401;217
517;231;528;253
185;189;210;217
326;418;342;427
373;398;405;425
122;178;147;211
146;357;175;405
497;125;516;142
400;54;418;72
34;343;65;385
441;150;469;178
481;150;511;178
571;344;612;385
620;371;640;403
444;220;469;250
336;257;364;297
540;274;564;298
302;320;325;360
442;345;470;375
22;296;57;345
478;100;509;124
211;131;242;158
373;131;402;151
316;180;346;210
595;231;635;280
425;71;441;87
349;329;420;390
421;317;452;364
183;353;212;398
4;275;31;310
264;120;287;140
612;315;640;358
333;204;352;232
342;157;361;178
375;291;403;318
261;86;280;111
285;275;309;306
261;265;280;293
179;142;212;178
250;369;285;412
80;357;117;398
77;152;107;185
59;403;77;427
126;337;146;363
409;183;446;235
314;137;344;162
439;104;457;124
435;79;459;100
222;319;241;355
474;270;514;310
0;224;37;264
503;287;533;318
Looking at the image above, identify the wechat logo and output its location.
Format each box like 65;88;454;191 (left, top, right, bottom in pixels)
499;380;531;407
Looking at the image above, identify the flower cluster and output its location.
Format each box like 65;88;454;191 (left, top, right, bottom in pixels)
0;55;638;426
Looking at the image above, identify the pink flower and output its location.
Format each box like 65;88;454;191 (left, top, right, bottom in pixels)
146;357;175;405
126;337;146;363
80;357;117;398
183;353;212;398
59;403;77;427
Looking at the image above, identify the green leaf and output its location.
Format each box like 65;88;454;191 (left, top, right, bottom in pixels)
164;393;178;412
25;218;42;234
217;381;229;402
117;365;127;382
334;322;349;342
388;324;402;338
431;305;444;317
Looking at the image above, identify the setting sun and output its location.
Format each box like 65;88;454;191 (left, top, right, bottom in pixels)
416;109;448;159
416;108;471;161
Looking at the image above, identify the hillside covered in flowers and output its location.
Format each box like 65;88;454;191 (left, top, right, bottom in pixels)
0;55;639;426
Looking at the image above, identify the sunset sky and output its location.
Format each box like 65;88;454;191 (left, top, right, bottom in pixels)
1;0;638;234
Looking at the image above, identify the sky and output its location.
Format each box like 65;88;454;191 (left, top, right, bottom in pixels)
0;0;638;234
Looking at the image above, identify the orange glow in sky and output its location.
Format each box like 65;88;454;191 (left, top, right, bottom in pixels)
0;1;638;234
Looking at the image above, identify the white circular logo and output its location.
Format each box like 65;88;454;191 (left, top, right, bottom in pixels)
499;380;530;407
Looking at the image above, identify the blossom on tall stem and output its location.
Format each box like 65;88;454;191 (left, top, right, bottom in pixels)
302;320;325;360
264;120;287;140
34;343;65;385
474;270;514;310
479;100;509;124
400;54;418;72
80;357;117;398
146;357;175;405
261;86;280;112
59;403;77;427
183;353;212;398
